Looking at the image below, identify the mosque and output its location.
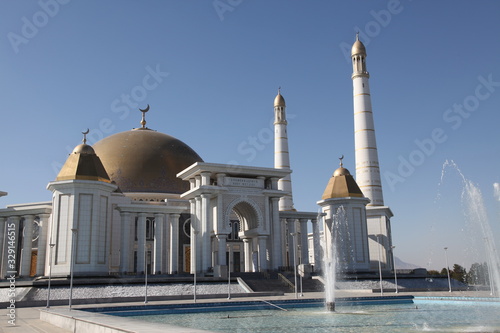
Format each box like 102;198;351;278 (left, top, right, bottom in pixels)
0;36;393;280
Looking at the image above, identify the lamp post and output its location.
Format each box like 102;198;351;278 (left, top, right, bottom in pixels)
377;234;384;295
227;244;231;300
46;242;55;308
69;228;77;310
290;232;298;299
298;242;303;297
144;242;148;304
444;247;452;292
391;245;398;293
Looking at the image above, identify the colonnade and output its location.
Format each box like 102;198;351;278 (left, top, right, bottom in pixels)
280;216;321;271
0;213;50;278
117;208;182;275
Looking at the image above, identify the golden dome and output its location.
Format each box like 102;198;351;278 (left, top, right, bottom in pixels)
56;143;111;183
92;128;203;194
72;143;96;155
351;34;366;56
333;167;350;177
274;92;286;107
322;166;364;199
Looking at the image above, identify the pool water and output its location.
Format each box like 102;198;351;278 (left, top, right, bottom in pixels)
132;301;500;333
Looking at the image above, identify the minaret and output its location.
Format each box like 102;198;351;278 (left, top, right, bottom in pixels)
274;88;294;211
351;34;394;272
351;33;384;206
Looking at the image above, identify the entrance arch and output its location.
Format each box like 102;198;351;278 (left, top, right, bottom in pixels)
226;199;262;233
178;162;290;276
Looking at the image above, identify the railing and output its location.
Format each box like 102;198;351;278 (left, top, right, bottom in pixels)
277;273;295;291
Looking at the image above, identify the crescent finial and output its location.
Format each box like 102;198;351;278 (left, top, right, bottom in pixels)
339;154;344;167
82;128;89;144
139;104;150;128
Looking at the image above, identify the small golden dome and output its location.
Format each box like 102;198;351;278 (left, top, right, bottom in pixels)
274;91;286;107
333;167;351;177
72;143;95;155
351;34;366;56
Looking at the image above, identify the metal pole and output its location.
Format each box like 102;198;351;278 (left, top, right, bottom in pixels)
193;230;198;303
291;232;298;299
444;247;452;292
144;243;148;304
227;245;231;300
391;246;398;293
69;229;77;310
377;234;383;295
46;243;55;308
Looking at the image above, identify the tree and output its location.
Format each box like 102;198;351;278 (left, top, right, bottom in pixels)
428;270;442;276
451;264;467;283
467;262;489;285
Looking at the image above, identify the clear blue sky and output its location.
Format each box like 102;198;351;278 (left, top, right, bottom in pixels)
1;1;499;270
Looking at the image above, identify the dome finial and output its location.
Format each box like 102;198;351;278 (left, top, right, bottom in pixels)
339;154;344;168
82;128;89;144
139;104;150;128
356;31;359;41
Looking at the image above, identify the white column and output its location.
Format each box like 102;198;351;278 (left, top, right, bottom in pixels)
0;217;6;278
299;218;309;265
169;213;180;274
119;211;131;273
270;198;282;269
36;214;50;276
190;198;198;274
287;219;296;267
281;218;288;267
217;234;227;267
258;236;268;271
243;238;253;272
137;212;146;274
163;214;170;273
20;215;34;277
154;213;164;274
311;218;322;271
201;194;211;272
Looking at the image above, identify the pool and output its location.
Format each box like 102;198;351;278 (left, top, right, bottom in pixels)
82;297;500;332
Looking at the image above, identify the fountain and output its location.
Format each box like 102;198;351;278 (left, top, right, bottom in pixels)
322;206;349;311
440;160;500;296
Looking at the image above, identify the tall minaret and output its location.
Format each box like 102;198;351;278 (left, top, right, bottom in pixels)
351;33;384;206
351;34;394;272
274;89;294;211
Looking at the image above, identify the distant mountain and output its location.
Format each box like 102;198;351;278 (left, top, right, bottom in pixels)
394;257;421;270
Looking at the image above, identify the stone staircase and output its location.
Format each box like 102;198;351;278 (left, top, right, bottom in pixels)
234;272;324;293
